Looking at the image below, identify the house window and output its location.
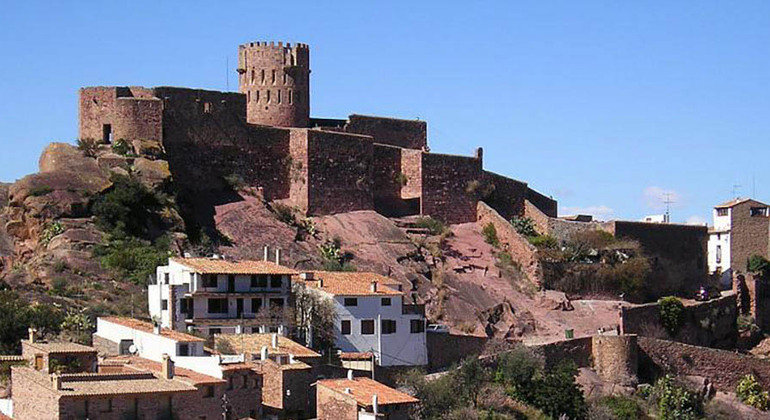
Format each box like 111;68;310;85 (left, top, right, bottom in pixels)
716;245;722;264
344;298;358;307
179;343;189;356
164;273;170;284
381;319;397;335
209;328;221;335
269;298;284;309
411;319;425;333
207;298;228;314
180;298;192;316
717;208;728;216
361;320;375;335
161;300;168;310
203;385;214;398
270;275;283;288
202;274;217;288
251;274;267;288
341;320;351;335
381;298;391;306
252;298;263;312
751;207;768;217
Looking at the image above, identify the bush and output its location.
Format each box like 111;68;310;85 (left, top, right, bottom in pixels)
29;185;53;197
0;291;64;353
272;203;296;225
594;395;645;420
50;277;68;296
652;375;702;420
91;175;162;238
40;221;66;246
482;223;499;247
94;234;170;285
510;217;537;237
224;173;245;190
658;297;685;336
737;315;761;334
736;374;769;411
76;138;99;157
111;138;131;156
528;235;558;249
395;172;408;186
414;216;448;235
748;255;770;278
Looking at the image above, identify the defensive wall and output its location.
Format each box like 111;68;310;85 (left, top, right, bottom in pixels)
620;292;737;349
477;201;542;284
734;273;770;331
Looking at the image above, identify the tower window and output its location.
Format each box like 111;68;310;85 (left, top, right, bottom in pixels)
283;73;287;84
251;70;255;84
266;90;271;103
255;90;259;103
277;90;282;104
272;69;276;84
247;91;251;103
261;69;265;84
289;90;293;104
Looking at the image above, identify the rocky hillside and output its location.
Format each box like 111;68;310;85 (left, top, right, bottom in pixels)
0;141;620;342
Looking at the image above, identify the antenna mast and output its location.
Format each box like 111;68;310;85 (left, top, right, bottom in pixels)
732;184;742;199
663;192;674;224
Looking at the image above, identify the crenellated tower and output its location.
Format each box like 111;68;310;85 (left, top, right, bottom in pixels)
237;41;310;128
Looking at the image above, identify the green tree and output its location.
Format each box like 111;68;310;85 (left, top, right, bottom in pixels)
658;297;685;336
748;255;770;278
91;174;162;238
0;291;64;353
653;375;702;420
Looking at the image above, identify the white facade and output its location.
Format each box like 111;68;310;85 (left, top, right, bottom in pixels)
641;214;668;224
708;206;733;286
94;318;205;360
149;258;292;336
323;292;427;367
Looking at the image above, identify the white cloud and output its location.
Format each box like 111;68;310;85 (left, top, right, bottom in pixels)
560;205;615;221
685;215;707;226
643;186;681;210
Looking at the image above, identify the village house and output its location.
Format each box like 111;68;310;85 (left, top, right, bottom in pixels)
297;271;428;367
708;198;770;286
149;253;296;337
316;373;418;420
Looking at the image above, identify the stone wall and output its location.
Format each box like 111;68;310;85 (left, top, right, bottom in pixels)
477;202;542;284
527;337;593;369
729;199;770;274
592;335;638;385
400;148;422;200
345;114;427;150
421;152;482;224
620;293;737;349
10;367;60;420
79;87;162;143
482;171;528;222
734;273;770;331
372;144;405;215
426;333;489;371
526;188;557;218
638;337;770;390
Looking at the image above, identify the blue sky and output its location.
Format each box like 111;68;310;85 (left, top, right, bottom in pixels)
1;1;769;225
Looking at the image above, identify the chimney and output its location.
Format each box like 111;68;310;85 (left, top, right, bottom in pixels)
52;373;62;391
344;388;352;394
162;354;174;380
347;369;354;380
153;323;161;335
263;246;269;262
274;248;282;265
370;281;378;293
373;394;379;415
28;327;36;343
271;333;278;349
289;354;295;364
260;346;268;361
318;278;323;288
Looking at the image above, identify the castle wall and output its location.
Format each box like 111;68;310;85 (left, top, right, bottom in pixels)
79;87;162;143
113;97;162;142
482;171;528;221
304;130;374;215
400;149;422;200
238;41;310;128
526;188;557;218
421;152;482;224
477;202;542;284
620;292;737;349
288;129;310;211
345;115;427;150
372;144;404;215
729;200;770;274
591;335;637;385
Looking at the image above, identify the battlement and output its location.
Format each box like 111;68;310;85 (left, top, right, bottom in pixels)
240;41;310;50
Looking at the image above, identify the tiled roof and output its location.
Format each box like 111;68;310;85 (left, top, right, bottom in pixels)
100;317;205;342
714;198;757;208
23;340;96;354
318;377;419;407
215;334;320;359
21;366;196;397
105;355;225;386
339;352;373;360
298;271;403;296
171;257;298;275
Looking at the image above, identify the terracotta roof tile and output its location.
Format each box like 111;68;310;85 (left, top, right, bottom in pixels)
318;377;418;407
23;340;97;354
171;257;298;275
100;317;205;342
20;366;196;397
339;352;373;360
215;334;320;359
105;356;225;386
298;271;403;296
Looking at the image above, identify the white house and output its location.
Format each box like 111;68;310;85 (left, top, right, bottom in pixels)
297;271;427;367
148;254;296;336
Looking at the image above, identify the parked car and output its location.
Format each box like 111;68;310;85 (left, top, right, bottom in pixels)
427;324;450;334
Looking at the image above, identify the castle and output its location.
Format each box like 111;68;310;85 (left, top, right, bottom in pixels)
79;41;556;225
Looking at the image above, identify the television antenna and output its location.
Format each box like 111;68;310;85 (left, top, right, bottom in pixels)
732;184;742;199
663;192;675;224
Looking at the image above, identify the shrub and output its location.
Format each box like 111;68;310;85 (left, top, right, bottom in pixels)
748;255;770;278
482;223;499;247
414;216;448;235
223;173;245;190
94;234;170;285
111;138;131;156
29;185;53;197
91;174;162;238
272;203;296;225
595;395;645;420
40;221;66;246
510;217;537;237
652;374;702;420
737;374;769;411
76;138;99;157
52;259;68;273
50;277;68;296
528;234;558;249
658;297;685;336
738;315;761;334
0;291;64;353
395;172;408;186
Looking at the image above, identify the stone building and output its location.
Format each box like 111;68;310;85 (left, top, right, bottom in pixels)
78;41;556;226
148;255;296;337
316;374;418;420
708;198;770;286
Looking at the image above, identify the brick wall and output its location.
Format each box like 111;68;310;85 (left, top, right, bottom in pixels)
482;171;528;221
421;152;482;224
477;202;542;284
345;114;427;150
620;293;737;349
638;337;770;390
729;200;770;274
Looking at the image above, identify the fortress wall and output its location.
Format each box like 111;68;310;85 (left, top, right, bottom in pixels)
482;171;528;222
638;337;770;390
400;148;422;200
114;97;162;142
592;335;638;385
372;144;403;202
154;87;291;200
526;188;557;218
620;293;737;349
288;129;309;210
345;114;427;150
421;152;482;224
305;130;374;215
477;201;542;284
79;87;119;141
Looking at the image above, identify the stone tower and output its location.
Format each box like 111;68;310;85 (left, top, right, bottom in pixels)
238;41;310;128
